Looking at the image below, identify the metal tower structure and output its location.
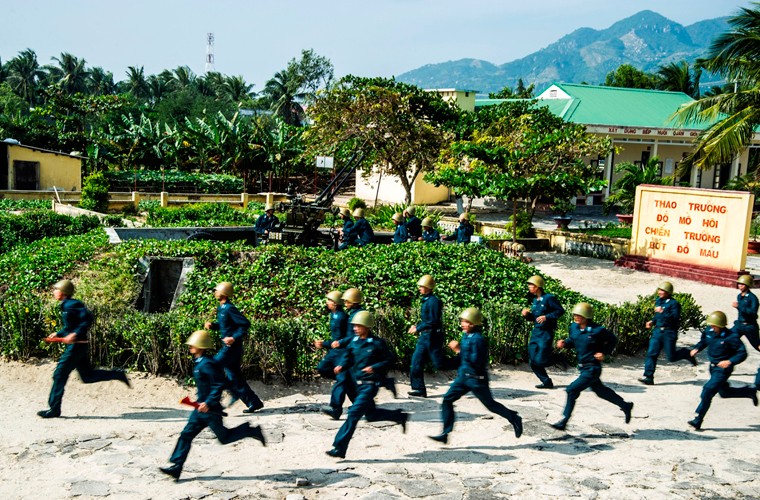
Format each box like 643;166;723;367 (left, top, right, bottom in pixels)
205;33;215;73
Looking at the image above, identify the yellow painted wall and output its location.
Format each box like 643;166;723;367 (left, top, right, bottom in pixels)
355;168;450;206
7;145;81;190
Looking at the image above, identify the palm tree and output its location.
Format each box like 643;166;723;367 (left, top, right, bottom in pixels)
657;60;701;98
124;66;150;99
146;74;168;104
48;52;90;94
88;67;117;95
0;57;7;84
674;5;760;169
221;75;255;103
260;68;306;126
6;48;44;105
170;66;196;91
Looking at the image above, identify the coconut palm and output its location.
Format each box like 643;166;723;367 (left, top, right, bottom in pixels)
260;68;306;126
48;52;90;95
674;5;760;169
170;66;196;91
6;48;45;105
221;75;255;103
124;66;150;99
657;60;701;98
88;67;117;95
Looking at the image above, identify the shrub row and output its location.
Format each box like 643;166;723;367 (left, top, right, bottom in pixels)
105;170;244;194
0;210;101;254
0;199;52;211
0;237;705;382
145;203;259;227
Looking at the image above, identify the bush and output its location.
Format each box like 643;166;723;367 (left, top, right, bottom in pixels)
505;210;534;238
347;197;367;211
0;236;704;380
145;203;257;227
105;170;244;194
366;204;442;230
0;199;51;211
0;210;101;254
80;171;110;213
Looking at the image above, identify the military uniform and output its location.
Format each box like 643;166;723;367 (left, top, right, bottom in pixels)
434;327;522;441
329;333;407;457
317;307;355;417
341;218;374;248
554;320;632;428
524;293;565;388
421;228;441;242
254;213;279;238
40;297;129;418
642;296;694;381
689;325;757;429
209;301;263;412
734;289;760;350
409;292;445;397
164;354;264;477
393;222;409;243
406;215;422;241
444;221;474;244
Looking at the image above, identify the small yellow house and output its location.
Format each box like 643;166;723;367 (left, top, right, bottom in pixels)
1;140;82;191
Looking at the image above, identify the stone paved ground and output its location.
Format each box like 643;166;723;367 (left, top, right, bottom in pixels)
3;252;760;499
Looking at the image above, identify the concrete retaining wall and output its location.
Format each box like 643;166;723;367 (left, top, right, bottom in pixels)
535;228;630;260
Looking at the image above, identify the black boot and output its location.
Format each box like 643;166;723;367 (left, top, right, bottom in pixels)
623;402;634;424
37;409;61;419
429;433;448;444
159;464;182;480
550;418;568;431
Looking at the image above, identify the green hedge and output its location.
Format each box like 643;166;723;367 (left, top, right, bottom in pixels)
105;170;244;194
0;210;101;254
0;238;705;382
145;203;258;227
0;199;52;211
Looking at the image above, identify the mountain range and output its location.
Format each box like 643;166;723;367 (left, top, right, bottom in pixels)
396;10;729;94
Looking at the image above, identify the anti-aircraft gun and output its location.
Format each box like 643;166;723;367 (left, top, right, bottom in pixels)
268;151;365;249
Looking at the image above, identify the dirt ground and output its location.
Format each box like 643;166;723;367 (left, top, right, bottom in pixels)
2;251;760;500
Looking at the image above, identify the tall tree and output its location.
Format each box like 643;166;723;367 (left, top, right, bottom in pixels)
261;68;307;126
124;66;150;99
48;52;90;95
306;76;458;204
674;4;760;169
489;78;535;99
6;49;44;105
88;67;117;96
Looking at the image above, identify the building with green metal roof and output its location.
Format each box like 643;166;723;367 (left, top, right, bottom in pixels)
476;83;760;203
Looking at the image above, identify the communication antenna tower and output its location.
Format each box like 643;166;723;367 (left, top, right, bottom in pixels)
205;33;215;73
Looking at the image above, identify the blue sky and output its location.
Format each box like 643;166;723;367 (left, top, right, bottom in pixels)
0;0;751;90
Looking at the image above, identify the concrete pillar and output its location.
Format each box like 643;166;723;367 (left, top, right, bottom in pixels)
132;191;140;210
265;192;274;205
241;192;249;208
160;192;169;208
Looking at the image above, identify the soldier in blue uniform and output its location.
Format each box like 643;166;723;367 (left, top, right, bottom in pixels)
38;280;130;419
687;311;758;430
204;282;264;413
392;212;409;243
159;330;265;480
551;302;633;431
639;282;697;385
429;307;523;444
404;206;422;241
408;275;446;398
419;217;440;242
314;291;355;419
444;212;474;244
254;204;279;242
326;311;409;458
339;208;374;249
521;275;566;389
337;208;354;250
732;275;760;388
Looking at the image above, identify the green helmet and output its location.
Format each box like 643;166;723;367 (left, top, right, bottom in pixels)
392;212;404;223
215;281;234;298
527;275;545;289
737;275;753;288
459;307;483;326
342;288;363;305
417;274;435;290
350;310;375;328
326;291;343;305
352;208;364;218
405;206;417;217
339;207;351;218
706;311;727;329
421;217;433;228
53;279;75;296
657;281;674;295
572;302;594;319
186;330;214;349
